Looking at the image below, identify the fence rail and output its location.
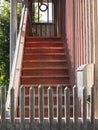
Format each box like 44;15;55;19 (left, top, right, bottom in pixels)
0;85;98;130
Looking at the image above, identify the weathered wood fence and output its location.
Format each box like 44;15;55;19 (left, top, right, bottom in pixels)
0;85;98;130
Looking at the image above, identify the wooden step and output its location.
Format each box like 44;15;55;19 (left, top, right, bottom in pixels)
23;54;66;61
23;61;67;68
22;69;69;76
21;76;70;84
24;47;65;53
25;42;64;47
25;37;63;42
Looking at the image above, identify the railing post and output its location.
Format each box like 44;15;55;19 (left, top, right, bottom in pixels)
10;87;15;130
10;0;17;72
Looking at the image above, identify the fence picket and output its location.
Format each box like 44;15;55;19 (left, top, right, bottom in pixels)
65;87;70;130
1;86;6;130
0;85;97;130
10;87;15;130
29;87;34;130
48;87;53;130
57;85;62;130
38;85;43;130
82;87;87;130
73;85;78;130
20;86;25;130
90;85;95;130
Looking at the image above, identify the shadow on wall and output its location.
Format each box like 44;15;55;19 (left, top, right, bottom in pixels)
64;36;75;86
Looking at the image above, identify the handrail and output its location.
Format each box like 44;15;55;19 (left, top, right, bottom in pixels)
6;6;28;117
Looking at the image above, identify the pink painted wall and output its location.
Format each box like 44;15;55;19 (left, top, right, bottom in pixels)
64;0;95;85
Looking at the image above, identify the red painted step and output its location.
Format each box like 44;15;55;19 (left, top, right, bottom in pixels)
25;37;63;42
21;76;70;84
25;42;64;47
22;69;69;76
16;37;72;118
24;47;65;54
23;54;66;61
23;60;67;68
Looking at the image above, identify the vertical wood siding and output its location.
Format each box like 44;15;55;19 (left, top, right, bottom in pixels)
65;0;96;84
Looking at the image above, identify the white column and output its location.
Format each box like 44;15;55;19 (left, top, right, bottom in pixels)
10;0;17;73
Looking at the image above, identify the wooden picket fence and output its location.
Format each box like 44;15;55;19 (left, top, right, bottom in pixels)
0;85;98;130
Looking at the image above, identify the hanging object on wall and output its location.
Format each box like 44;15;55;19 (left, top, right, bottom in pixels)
39;0;48;12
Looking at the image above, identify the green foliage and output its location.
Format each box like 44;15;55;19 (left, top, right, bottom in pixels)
0;2;10;87
0;1;21;88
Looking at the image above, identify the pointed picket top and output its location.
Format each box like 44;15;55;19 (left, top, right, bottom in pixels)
82;87;87;130
73;85;78;130
90;85;95;130
64;86;70;130
38;84;44;127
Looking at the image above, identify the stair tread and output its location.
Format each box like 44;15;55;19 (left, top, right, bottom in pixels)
24;47;64;49
26;41;63;43
23;60;67;62
22;67;68;70
22;75;69;78
24;53;66;55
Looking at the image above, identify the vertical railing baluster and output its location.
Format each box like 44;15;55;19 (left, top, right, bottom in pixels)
57;85;62;130
30;87;34;130
47;0;49;22
48;87;53;130
82;87;87;130
73;85;78;130
10;87;15;130
38;85;43;130
20;86;25;130
65;87;70;130
90;85;95;130
1;86;6;130
38;0;40;22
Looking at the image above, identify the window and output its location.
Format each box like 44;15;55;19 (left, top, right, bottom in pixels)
32;2;54;23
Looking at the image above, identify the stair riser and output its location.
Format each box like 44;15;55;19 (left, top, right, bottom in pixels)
25;43;64;48
24;48;65;53
21;78;70;84
22;70;69;76
23;62;67;68
26;37;63;42
23;55;66;61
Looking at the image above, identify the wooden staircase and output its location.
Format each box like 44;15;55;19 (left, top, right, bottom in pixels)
17;37;73;117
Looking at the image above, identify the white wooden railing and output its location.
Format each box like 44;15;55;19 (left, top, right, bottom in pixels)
6;6;28;117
